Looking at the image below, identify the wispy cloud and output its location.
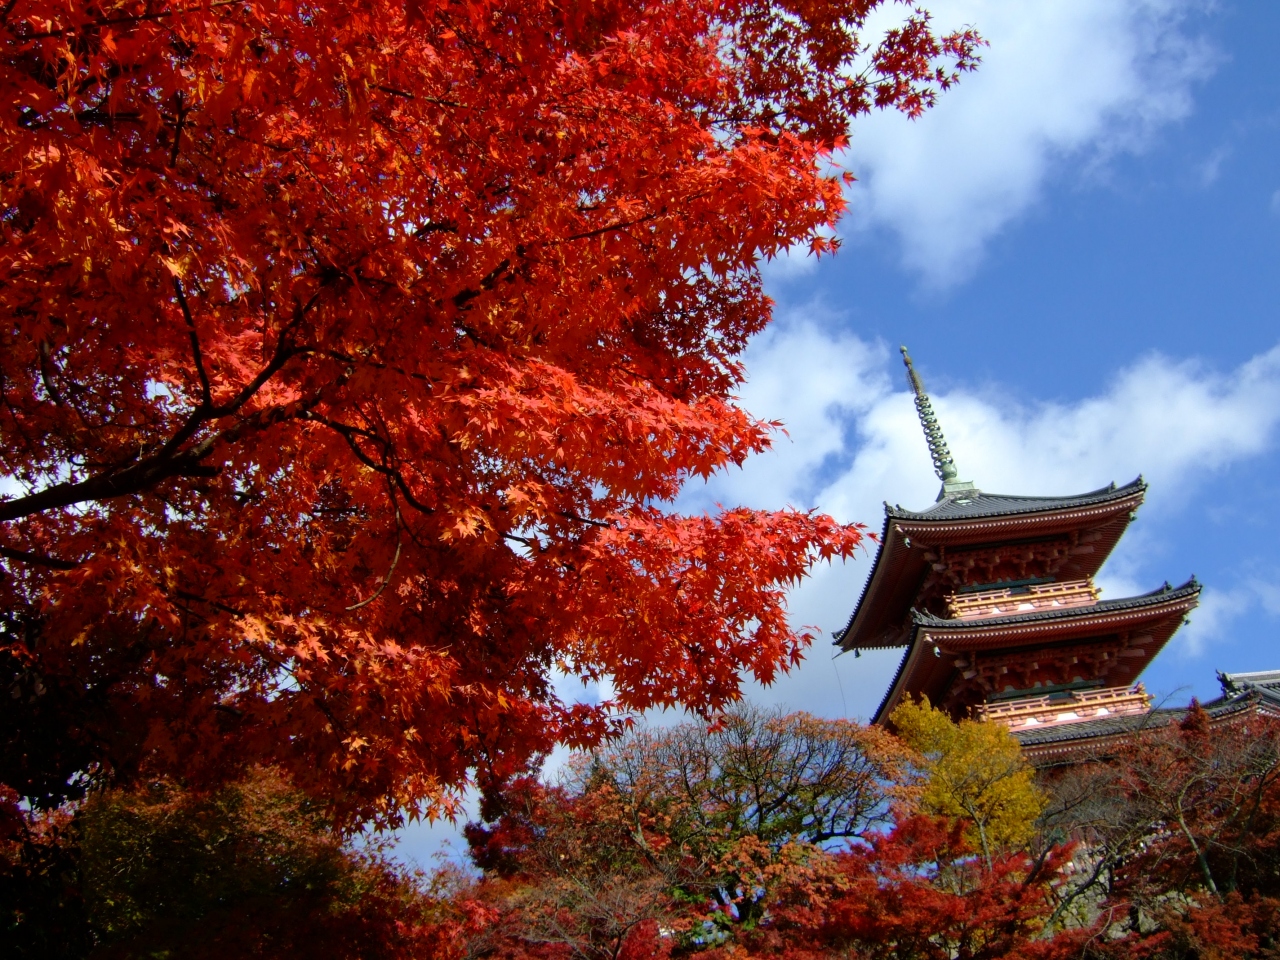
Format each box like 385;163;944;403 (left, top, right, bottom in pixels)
844;0;1215;286
1172;576;1280;660
1173;586;1250;658
1197;144;1231;186
699;319;1280;525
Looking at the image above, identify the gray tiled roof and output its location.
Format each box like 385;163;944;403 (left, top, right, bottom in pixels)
1219;670;1280;696
911;578;1200;631
887;477;1145;522
1213;679;1280;711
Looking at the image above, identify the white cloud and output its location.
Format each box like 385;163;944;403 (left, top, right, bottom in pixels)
1173;586;1250;658
844;0;1214;285
698;312;890;510
1170;576;1280;661
707;321;1280;527
1253;579;1280;618
686;318;1280;716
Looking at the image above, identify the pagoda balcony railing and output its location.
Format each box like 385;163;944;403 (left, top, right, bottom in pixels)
945;579;1100;620
976;683;1151;730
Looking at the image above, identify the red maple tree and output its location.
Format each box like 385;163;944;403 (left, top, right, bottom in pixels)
1026;709;1280;960
1;0;981;822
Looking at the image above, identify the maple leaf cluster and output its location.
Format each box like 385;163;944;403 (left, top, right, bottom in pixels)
0;1;982;822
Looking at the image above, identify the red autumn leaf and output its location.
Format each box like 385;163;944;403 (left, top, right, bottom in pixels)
0;0;980;823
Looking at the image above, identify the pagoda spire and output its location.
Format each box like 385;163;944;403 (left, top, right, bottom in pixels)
900;346;976;500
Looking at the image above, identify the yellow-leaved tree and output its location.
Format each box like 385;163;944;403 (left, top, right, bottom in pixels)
890;697;1045;870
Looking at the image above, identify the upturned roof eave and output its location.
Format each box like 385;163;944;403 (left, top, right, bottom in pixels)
870;579;1201;725
835;480;1148;653
886;477;1146;522
912;578;1201;638
832;510;899;648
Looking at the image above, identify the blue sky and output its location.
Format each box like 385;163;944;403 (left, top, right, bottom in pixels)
394;0;1280;865
700;0;1280;717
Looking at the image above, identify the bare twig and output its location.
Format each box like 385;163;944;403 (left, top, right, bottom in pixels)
562;212;661;243
173;276;212;408
346;503;404;611
559;510;612;529
169;91;186;168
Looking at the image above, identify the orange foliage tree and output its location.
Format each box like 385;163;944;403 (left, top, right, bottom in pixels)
0;0;980;822
464;706;908;954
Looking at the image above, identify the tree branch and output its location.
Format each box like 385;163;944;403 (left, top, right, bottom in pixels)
0;544;79;570
346;503;403;611
559;510;613;529
173;276;212;409
307;413;436;516
0;380;312;524
562;212;661;243
37;339;69;411
24;0;243;39
0;281;335;523
451;258;511;309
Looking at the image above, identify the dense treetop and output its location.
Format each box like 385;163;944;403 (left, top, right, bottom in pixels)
6;704;1279;957
0;0;979;822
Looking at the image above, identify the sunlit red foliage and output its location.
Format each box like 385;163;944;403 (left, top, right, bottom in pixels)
0;0;982;824
734;816;1067;960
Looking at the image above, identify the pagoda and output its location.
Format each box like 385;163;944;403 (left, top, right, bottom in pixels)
836;348;1200;745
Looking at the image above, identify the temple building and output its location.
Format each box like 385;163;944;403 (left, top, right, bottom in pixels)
836;347;1205;761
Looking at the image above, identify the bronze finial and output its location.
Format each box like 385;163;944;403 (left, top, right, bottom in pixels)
901;346;974;499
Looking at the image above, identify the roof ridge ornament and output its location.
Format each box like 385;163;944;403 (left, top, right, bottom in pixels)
900;346;977;501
